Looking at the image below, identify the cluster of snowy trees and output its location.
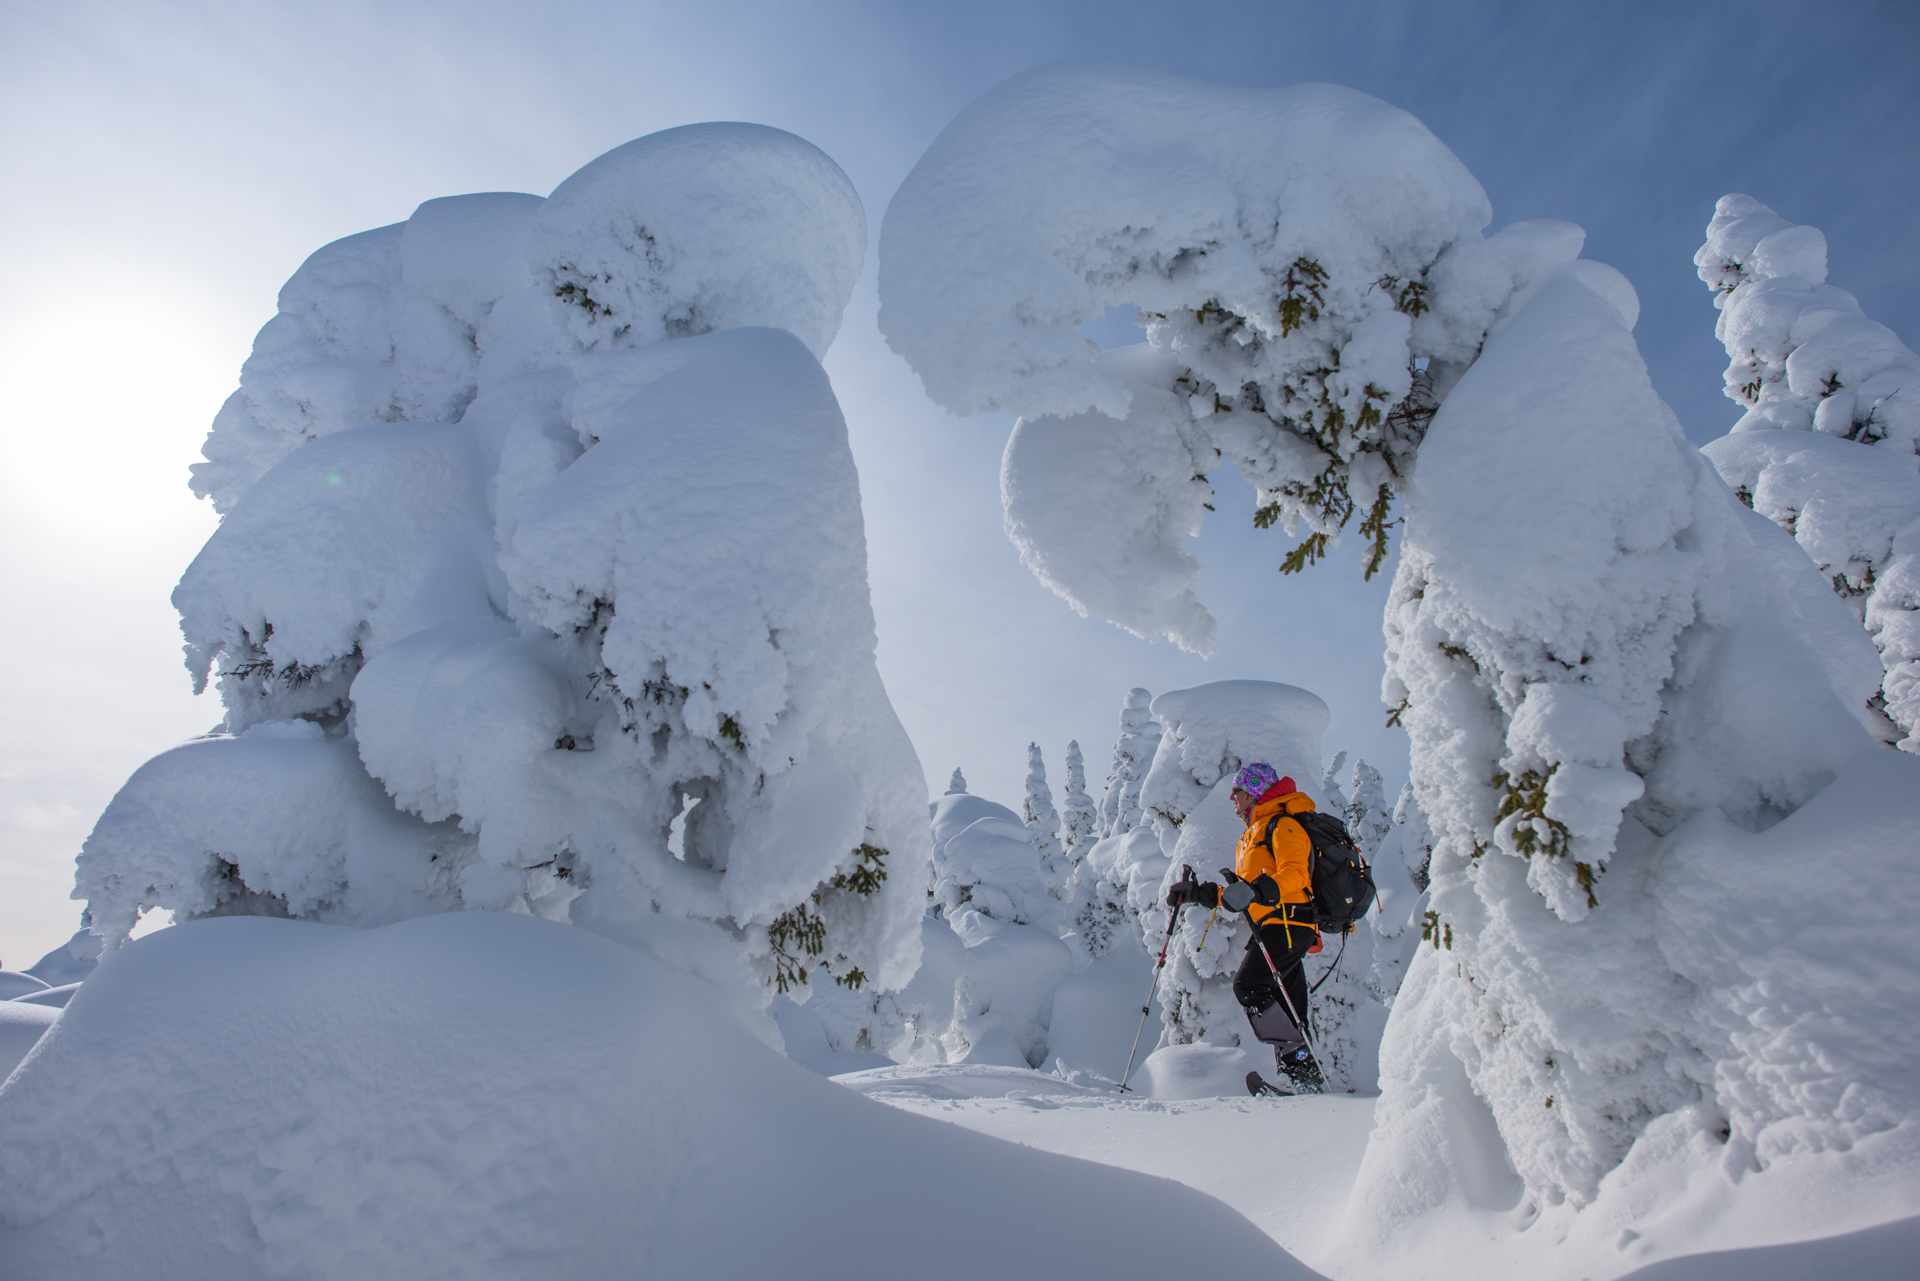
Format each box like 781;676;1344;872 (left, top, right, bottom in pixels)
878;60;1913;1233
805;678;1418;1091
53;57;1918;1263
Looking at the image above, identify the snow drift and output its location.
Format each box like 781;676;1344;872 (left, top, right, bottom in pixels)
0;913;1306;1280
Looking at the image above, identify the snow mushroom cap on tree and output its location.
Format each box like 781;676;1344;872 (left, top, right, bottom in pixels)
883;61;1591;652
526;122;867;362
879;59;1492;422
1140;680;1329;837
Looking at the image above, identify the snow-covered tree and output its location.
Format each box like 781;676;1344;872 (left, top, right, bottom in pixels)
927;791;1054;929
1067;699;1166;963
881;63;1570;653
945;767;968;794
1695;194;1920;749
1345;765;1419;1007
1097;687;1161;836
1361;254;1885;1214
1022;742;1068;897
813;788;1070;1067
77;123;926;1010
1059;740;1097;855
877;60;1904;1233
1345;758;1393;859
1319;750;1350;818
1389;780;1433;892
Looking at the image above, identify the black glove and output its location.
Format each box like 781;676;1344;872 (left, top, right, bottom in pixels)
1219;879;1255;913
1250;873;1281;907
1194;882;1223;909
1166;865;1201;907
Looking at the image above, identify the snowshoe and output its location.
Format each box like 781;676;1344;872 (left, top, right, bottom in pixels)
1245;1070;1288;1098
1277;1046;1326;1094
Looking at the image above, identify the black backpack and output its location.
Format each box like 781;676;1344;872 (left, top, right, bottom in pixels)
1265;809;1377;934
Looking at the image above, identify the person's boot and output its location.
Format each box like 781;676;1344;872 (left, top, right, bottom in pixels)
1276;1045;1325;1093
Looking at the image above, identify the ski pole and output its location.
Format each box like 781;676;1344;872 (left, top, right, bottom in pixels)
1118;884;1189;1094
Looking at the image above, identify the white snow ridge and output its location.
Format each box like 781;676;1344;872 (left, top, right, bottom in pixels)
5;60;1917;1281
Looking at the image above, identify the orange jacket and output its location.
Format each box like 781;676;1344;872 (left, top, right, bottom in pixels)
1234;789;1316;926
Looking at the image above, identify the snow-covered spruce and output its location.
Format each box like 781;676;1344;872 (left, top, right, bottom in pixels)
1695;194;1920;749
194;126;865;516
1357;258;1888;1218
1022;742;1068;898
1069;688;1164;960
77;123;926;1008
928;789;1055;930
945;767;968;795
1095;686;1161;838
1345;762;1421;1007
1059;740;1097;856
1345;757;1393;858
1319;750;1350;817
1388;779;1434;892
881;62;1598;651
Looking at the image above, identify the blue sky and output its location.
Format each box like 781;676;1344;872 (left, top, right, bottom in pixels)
2;0;1914;963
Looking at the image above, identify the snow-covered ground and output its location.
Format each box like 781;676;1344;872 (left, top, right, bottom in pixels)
840;1063;1376;1261
834;1060;1919;1281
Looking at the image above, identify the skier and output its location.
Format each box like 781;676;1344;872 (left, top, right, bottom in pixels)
1167;762;1326;1093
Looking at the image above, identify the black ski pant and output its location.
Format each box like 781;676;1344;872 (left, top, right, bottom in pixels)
1234;920;1317;1054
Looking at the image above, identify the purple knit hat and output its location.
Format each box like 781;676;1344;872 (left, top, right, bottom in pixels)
1232;762;1281;798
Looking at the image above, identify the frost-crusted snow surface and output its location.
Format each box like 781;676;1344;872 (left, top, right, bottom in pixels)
82;125;925;1005
1695;194;1920;749
1363;256;1901;1234
0;914;1302;1280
